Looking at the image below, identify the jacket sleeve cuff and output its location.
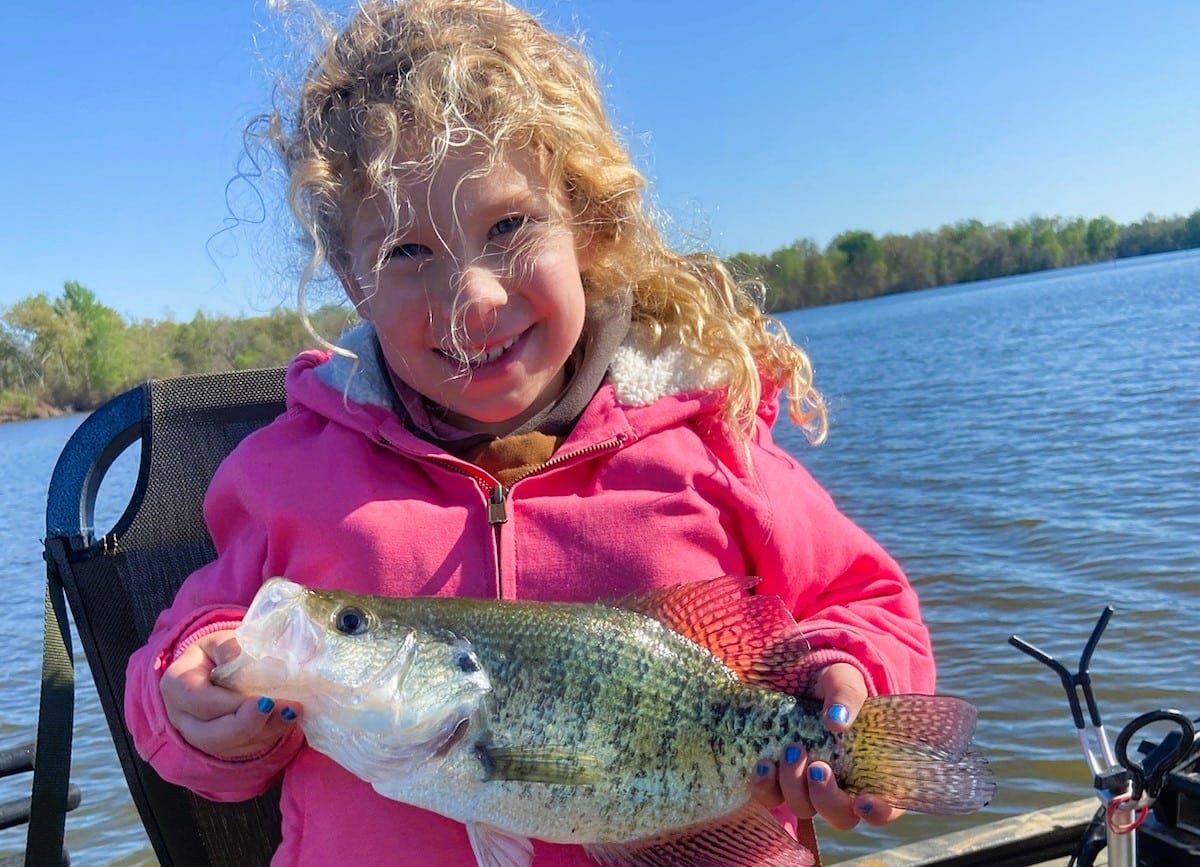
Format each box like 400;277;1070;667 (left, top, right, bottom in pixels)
145;721;305;802
169;618;245;663
796;646;880;696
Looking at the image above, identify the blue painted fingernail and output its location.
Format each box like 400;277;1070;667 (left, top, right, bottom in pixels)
755;762;771;778
828;704;850;725
280;706;297;722
808;765;827;783
784;745;801;764
257;696;275;714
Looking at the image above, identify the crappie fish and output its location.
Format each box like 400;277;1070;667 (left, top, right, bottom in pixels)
212;576;995;867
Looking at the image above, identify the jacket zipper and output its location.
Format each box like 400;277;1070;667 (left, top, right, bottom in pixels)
483;434;627;525
407;434;627;597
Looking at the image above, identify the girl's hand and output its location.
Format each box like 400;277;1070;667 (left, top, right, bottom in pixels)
749;662;904;829
160;629;303;760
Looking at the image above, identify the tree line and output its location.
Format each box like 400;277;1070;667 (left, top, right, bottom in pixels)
0;282;352;421
730;210;1200;310
2;209;1198;421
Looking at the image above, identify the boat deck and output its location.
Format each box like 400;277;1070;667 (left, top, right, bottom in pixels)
831;797;1100;866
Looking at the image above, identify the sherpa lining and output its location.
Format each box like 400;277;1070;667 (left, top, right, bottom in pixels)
609;331;730;406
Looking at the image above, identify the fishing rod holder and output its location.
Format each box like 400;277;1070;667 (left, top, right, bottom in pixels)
1009;606;1122;786
1010;606;1199;867
1010;607;1140;867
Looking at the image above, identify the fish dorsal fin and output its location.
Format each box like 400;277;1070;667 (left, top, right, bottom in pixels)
621;576;817;695
466;821;534;867
585;800;815;867
478;745;602;786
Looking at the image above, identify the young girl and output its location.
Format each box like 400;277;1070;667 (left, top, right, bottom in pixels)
125;1;936;864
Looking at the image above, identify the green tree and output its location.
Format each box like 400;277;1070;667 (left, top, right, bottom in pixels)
1184;210;1200;249
171;311;240;372
1085;216;1119;260
830;230;886;299
125;319;185;382
726;252;769;284
765;244;807;311
0;321;35;391
1057;218;1088;267
1007;224;1034;273
57;281;130;402
3;293;84;404
881;233;936;294
933;221;978;285
1116;214;1186;257
1032;226;1064;270
962;227;1009;281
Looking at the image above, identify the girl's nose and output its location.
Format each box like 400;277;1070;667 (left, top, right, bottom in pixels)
451;263;508;329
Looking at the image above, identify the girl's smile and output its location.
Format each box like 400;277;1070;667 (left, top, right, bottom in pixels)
438;327;527;370
338;146;591;437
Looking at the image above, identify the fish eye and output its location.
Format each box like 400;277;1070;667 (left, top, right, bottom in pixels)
454;649;481;673
334;606;370;636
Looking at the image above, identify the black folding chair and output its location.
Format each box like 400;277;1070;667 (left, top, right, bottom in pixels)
28;368;288;867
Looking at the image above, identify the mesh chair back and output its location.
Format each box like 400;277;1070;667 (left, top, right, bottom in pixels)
43;368;288;866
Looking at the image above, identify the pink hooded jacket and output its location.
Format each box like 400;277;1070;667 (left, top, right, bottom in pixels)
125;323;935;866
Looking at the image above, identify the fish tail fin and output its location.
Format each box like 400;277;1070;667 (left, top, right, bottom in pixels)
621;580;997;815
840;694;996;815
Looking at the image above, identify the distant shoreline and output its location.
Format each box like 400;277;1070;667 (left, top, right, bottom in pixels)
0;402;68;424
3;245;1198;424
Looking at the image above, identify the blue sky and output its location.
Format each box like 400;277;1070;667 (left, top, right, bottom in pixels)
3;0;1198;322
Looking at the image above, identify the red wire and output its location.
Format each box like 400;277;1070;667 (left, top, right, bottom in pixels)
1107;796;1149;834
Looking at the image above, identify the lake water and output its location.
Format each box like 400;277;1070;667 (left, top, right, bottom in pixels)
1;250;1197;864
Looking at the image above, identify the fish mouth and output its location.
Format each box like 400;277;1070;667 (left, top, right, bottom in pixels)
210;579;322;692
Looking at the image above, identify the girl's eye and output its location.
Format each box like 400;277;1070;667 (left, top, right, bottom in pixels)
334;606;370;635
488;215;527;240
386;243;430;261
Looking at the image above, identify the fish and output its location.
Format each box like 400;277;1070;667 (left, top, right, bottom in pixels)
211;575;996;867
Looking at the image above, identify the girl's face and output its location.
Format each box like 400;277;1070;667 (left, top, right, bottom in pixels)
339;147;591;436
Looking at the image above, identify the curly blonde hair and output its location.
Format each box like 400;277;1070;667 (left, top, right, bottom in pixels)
267;0;827;443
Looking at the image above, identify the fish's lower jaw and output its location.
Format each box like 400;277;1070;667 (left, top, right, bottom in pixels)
434;717;473;759
310;705;479;788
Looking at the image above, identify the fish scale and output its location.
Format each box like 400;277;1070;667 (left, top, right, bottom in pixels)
214;575;996;867
426;598;772;834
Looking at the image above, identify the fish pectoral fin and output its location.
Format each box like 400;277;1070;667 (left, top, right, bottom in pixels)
466;821;534;867
585;801;815;867
479;746;602;785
